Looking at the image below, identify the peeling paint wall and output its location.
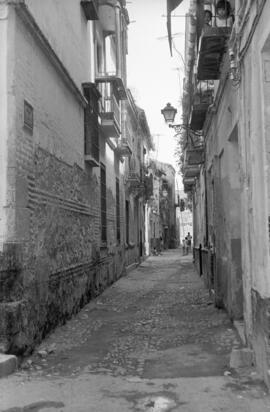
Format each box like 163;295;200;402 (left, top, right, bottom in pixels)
238;0;270;386
184;0;270;389
193;46;243;319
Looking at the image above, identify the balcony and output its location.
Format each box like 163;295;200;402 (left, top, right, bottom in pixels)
183;177;196;193
81;1;98;20
190;88;213;130
96;82;120;139
99;2;116;34
197;26;231;80
115;138;132;158
95;75;127;139
126;171;144;196
183;165;200;179
96;74;127;101
99;95;121;138
184;147;204;166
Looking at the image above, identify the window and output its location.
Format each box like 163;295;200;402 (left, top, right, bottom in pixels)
116;178;120;242
96;43;103;74
125;200;129;244
83;84;99;163
100;163;107;243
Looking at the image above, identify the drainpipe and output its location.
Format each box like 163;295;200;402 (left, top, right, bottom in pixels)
115;3;121;78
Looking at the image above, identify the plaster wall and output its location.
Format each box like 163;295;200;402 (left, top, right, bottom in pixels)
193;171;206;248
15;12;85;169
203;70;242;318
24;0;90;89
238;0;270;386
239;1;270;297
163;164;176;247
0;3;9;247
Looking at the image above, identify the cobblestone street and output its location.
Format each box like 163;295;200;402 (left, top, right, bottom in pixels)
1;250;270;411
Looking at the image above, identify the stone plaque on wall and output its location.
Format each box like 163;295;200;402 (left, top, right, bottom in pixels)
24;100;33;133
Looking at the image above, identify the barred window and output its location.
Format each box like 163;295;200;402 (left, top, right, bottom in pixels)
83;84;99;163
116;178;120;242
100;163;107;243
125;200;129;244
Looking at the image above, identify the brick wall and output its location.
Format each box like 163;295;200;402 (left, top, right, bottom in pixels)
0;4;126;354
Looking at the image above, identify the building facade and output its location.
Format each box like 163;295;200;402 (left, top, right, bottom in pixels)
181;0;270;387
176;189;193;247
0;0;154;355
122;90;154;268
145;160;176;254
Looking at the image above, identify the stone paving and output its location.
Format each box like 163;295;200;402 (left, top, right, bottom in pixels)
1;250;270;412
20;252;240;379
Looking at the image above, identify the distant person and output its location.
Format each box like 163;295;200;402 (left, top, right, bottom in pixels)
160;236;164;252
182;239;186;255
204;9;212;26
184;237;189;255
153;247;158;256
187;232;192;254
215;0;234;27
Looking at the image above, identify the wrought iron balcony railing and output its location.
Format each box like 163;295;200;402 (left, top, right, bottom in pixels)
184;147;205;166
115;138;132;157
190;85;213;130
197;26;231;80
96;80;121;138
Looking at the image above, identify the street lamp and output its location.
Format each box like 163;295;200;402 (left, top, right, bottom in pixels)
161;102;204;147
161;102;188;132
161;103;177;124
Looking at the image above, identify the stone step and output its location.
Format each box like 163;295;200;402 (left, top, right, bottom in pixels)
0;354;17;378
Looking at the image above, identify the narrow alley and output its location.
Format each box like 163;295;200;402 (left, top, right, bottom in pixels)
0;250;269;412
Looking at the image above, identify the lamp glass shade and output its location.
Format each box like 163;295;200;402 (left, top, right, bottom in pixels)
161;103;177;124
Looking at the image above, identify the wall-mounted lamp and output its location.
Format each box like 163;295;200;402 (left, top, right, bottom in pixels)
161;102;204;148
161;103;177;124
161;103;191;133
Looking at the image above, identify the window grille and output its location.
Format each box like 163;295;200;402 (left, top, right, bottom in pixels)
116;178;120;242
83;85;99;162
100;163;107;243
125;200;129;244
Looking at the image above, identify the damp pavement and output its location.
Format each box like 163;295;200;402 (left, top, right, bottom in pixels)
1;250;270;412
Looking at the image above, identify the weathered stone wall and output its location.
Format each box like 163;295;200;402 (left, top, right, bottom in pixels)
201;70;243;319
161;163;176;248
193;171;206;248
0;2;9;248
0;3;126;354
0;142;126;354
238;0;270;386
251;289;270;388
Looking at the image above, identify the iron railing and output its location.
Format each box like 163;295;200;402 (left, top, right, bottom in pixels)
97;82;120;127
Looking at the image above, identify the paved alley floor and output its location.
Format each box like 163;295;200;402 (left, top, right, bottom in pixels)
1;250;270;412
